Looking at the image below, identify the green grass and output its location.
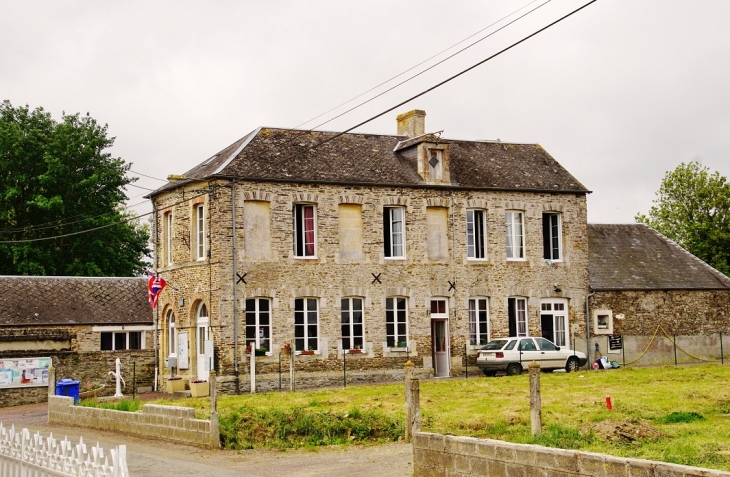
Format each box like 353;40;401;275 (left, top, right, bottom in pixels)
94;364;730;470
78;398;143;412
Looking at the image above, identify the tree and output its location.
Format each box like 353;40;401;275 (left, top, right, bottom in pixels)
636;161;730;276
0;100;150;276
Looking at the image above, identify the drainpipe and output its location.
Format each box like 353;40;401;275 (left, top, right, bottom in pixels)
585;289;595;367
152;204;159;392
231;180;240;394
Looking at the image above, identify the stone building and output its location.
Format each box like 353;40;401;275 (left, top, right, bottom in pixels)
0;276;155;406
588;223;730;339
148;110;591;392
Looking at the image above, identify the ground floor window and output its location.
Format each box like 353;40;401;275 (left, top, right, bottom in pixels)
341;297;364;350
246;298;271;351
508;297;528;337
295;298;319;351
469;298;490;345
386;297;408;347
101;331;143;351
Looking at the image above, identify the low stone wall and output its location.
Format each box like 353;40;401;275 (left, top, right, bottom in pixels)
413;432;730;477
48;395;219;449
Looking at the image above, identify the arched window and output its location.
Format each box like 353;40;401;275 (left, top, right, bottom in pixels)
167;309;176;356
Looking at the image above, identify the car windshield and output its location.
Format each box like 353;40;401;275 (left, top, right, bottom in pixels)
481;339;509;350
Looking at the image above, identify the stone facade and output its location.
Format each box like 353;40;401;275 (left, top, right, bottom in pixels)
150;112;590;390
0;323;155;407
591;290;730;336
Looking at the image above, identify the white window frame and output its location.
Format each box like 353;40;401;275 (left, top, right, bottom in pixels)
245;298;272;352
466;209;487;260
167;310;177;356
93;326;152;351
165;211;173;266
540;299;568;347
505;211;525;260
384;206;406;259
508;297;528;337
468;298;490;346
341;297;364;351
293;204;317;258
593;309;614;335
542;212;562;262
386;297;408;348
195;204;205;260
294;298;319;352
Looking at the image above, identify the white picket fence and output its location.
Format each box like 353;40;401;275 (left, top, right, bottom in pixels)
0;422;128;477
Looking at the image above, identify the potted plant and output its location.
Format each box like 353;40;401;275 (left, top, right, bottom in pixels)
282;342;292;355
166;376;185;393
300;346;315;355
189;379;209;398
255;347;267;356
349;344;362;354
79;382;105;399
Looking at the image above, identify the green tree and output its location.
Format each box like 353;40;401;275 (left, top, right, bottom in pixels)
0;100;150;276
636;161;730;276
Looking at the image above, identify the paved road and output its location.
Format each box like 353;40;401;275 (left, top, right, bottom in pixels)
0;402;413;477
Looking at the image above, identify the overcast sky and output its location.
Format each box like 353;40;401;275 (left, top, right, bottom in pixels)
2;0;729;224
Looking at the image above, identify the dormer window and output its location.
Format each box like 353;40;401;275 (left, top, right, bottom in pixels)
428;149;442;180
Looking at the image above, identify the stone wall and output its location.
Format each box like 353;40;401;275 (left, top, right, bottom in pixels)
0;325;156;407
591;290;730;336
48;395;218;449
412;431;730;477
153;179;590;391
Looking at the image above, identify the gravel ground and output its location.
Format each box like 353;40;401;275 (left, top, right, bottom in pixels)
0;398;413;477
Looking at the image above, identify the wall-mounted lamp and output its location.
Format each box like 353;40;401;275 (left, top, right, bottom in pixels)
553;284;562;293
179;299;185;307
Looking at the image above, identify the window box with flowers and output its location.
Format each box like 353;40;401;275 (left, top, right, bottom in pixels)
300;346;316;355
166;376;186;394
189;379;209;398
79;382;105;400
246;344;268;356
348;345;363;354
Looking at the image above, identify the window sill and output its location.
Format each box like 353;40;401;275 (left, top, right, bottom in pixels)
388;347;409;353
384;257;406;261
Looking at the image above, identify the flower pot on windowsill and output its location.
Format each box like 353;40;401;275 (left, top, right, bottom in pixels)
189;381;209;398
166;379;186;393
348;349;362;354
300;350;315;355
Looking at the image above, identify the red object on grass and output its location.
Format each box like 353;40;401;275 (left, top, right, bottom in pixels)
606;396;613;410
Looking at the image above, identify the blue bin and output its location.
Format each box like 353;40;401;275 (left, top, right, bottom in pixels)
55;378;80;403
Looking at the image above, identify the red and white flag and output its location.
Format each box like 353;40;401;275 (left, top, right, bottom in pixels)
147;273;167;309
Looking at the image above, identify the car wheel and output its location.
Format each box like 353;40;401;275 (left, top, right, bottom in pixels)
506;363;522;376
482;370;497;377
565;357;580;373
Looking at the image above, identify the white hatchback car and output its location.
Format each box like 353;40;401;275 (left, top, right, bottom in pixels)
476;336;587;376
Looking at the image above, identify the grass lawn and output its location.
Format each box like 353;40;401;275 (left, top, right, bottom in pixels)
144;364;730;470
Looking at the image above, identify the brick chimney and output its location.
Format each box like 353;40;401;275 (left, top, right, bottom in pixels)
396;110;426;138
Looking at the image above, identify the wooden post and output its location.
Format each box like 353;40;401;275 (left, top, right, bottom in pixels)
528;361;542;436
410;377;421;436
48;366;55;397
405;360;419;442
290;349;295;392
209;370;220;449
404;360;413;408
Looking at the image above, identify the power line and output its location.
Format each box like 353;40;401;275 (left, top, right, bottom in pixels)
0;186;222;244
292;0;544;131
130;169;167;182
309;0;599;152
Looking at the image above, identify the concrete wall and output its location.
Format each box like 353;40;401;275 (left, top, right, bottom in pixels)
153;179;590;391
413;431;730;477
48;395;218;449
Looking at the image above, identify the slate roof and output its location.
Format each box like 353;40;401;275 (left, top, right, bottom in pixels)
0;276;152;326
588;224;730;290
150;127;589;196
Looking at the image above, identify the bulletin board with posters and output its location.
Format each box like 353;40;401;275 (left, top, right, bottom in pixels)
0;357;51;389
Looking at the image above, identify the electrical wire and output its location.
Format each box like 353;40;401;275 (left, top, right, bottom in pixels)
292;0;544;130
298;0;552;136
308;0;599;152
130;169;167;182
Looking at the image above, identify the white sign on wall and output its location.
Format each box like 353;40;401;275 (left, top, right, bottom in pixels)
0;357;51;389
177;332;189;369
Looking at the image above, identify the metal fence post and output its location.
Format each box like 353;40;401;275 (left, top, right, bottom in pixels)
464;343;468;379
674;334;678;366
721;332;724;365
343;351;347;388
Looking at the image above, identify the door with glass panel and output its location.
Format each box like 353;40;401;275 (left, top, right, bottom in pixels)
196;303;210;381
430;298;450;377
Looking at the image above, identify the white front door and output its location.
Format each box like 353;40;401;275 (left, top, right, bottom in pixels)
430;298;450;378
540;298;569;347
197;318;209;381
